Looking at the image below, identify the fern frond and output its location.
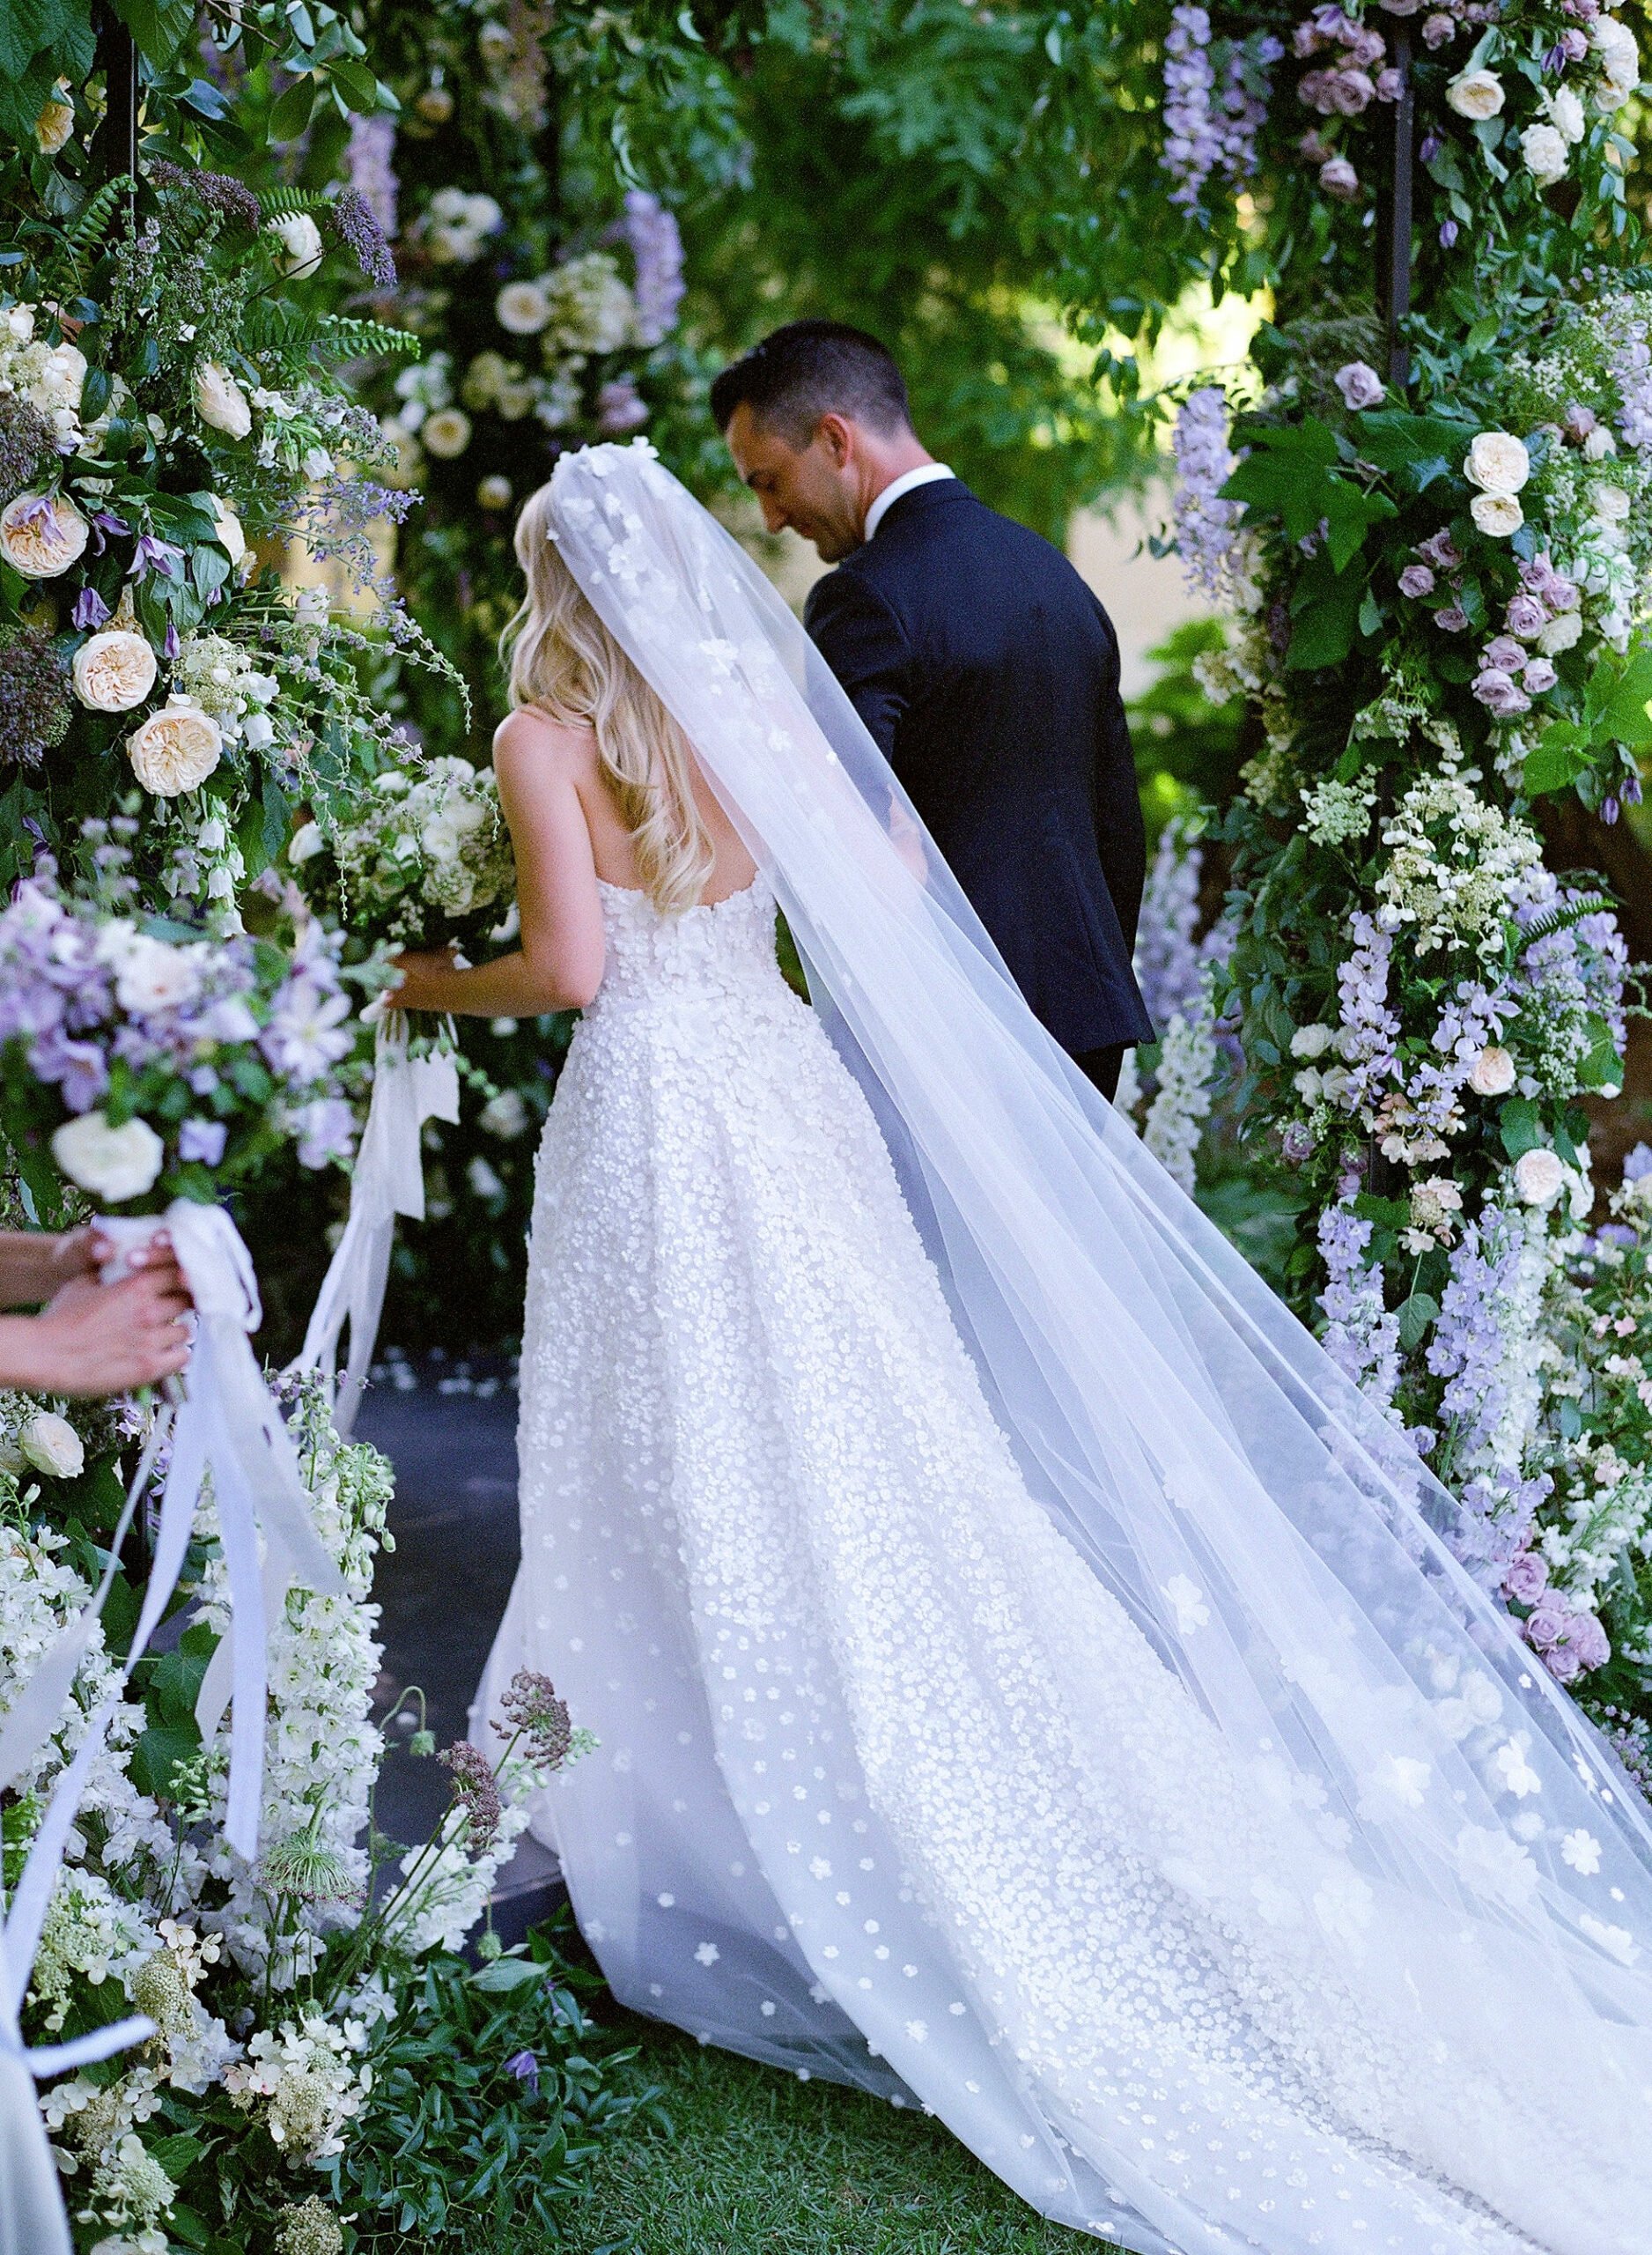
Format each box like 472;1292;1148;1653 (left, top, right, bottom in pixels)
1517;894;1617;950
36;176;132;299
317;314;421;360
260;185;330;221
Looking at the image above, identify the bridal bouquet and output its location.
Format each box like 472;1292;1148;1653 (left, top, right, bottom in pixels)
289;758;516;956
0;875;368;1216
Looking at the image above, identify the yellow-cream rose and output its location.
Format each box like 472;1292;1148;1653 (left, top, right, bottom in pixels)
194;361;253;439
72;628;159;713
33;91;75;155
1464;431;1530;494
1470;491;1523;536
421;408;473;459
127;700;224;796
1447;67;1505;120
0;491;90;578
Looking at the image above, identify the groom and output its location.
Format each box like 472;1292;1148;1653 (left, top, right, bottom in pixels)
711;320;1153;1098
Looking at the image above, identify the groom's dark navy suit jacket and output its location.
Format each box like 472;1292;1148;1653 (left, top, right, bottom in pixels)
803;477;1154;1059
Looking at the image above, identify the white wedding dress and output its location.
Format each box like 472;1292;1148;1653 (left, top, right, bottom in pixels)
476;869;1646;2255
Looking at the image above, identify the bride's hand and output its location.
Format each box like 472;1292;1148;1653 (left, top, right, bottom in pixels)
387;946;458;1013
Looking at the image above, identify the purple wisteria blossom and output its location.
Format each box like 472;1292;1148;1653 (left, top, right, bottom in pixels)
623;189;686;348
345;110;400;241
1134;822;1206;1031
1171;388;1244;600
1162;8;1283;210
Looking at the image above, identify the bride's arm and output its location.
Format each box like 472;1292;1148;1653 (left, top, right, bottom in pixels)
389;711;607;1017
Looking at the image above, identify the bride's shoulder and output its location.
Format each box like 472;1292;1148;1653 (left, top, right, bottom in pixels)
492;704;597;779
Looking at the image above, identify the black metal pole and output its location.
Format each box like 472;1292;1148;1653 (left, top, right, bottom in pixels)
1379;23;1414;388
93;2;140;185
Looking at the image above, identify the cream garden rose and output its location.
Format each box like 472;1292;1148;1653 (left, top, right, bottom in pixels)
1537;610;1584;655
194;362;253;439
1464;431;1530;495
1470;491;1523;537
127;700;224;797
1447;67;1504;120
496;281;552;336
1468;1045;1516;1097
1514;1147;1567;1206
50;1110;165;1203
1590;14;1640;107
266;212;325;277
71;629;158;713
1521;122;1569;189
21;1410;85;1478
33;90;75;155
0;491;90;578
421;409;473;459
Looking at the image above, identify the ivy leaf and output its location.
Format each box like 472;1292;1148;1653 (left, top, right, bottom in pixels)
1499;1095;1542;1161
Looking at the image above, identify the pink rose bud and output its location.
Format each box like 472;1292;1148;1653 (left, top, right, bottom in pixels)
1398;564;1435;597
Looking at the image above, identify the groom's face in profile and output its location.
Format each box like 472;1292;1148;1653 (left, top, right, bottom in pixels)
725;403;867;564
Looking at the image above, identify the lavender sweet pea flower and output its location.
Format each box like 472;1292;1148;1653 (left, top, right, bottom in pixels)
179;1116;228;1166
72;586;112;631
1398;563;1435;598
131;533;183;581
1472;668;1531;717
30;1028;108;1112
295;1094;356;1169
1623;1142;1652;1182
88;509;131;555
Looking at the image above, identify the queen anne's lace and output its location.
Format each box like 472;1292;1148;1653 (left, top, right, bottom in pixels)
477;876;1648;2255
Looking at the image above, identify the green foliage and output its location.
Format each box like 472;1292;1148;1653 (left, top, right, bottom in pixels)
321;1919;661;2253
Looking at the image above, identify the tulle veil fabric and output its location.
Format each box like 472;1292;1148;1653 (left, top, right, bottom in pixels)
493;439;1652;2253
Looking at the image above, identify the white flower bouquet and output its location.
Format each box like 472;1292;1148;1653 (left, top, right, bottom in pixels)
0;875;369;1216
290;758;516;956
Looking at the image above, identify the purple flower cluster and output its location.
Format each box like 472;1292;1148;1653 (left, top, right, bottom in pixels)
1608;322;1652;451
1334;911;1401;1113
623;190;685;349
1405;979;1508;1136
1317;1200;1401;1408
1163;10;1284;211
1294;7;1401;115
0;876;358;1178
329;188;396;291
0;625;72;770
1417;2;1508;51
1134;823;1206;1031
1506;1549;1612;1682
345;111;400;245
0;393;58;511
1515;870;1630;1057
439;1739;503;1852
495;1668;573;1771
1171;388;1244;600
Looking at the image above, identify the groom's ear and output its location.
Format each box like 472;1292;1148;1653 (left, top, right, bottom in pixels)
815;412;855;469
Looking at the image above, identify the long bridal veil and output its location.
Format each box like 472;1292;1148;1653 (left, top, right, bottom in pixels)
538;440;1652;2252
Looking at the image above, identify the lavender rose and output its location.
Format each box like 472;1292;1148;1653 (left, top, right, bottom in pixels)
1471;668;1530;717
1501;1550;1549;1605
1398;563;1435;598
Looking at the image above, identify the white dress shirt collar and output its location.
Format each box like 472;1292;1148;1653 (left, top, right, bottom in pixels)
864;462;955;542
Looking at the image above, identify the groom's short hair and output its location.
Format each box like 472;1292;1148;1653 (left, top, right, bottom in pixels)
710;322;912;446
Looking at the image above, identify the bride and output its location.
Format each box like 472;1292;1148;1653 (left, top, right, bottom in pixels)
391;440;1652;2255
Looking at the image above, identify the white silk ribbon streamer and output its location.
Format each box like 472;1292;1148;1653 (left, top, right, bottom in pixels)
94;1201;344;1859
291;1012;460;1434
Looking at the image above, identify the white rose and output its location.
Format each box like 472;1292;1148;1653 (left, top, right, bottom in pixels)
71;628;158;713
19;1407;84;1479
1471;491;1523;536
51;1110;166;1203
266;211;325;277
1513;1147;1567;1206
1468;1045;1516;1097
194;362;253;439
0;490;90;578
127;701;223;797
1591;15;1640;106
208;495;247;567
21;1410;85;1478
1588;479;1632;522
421;409;472;459
496;281;552;335
1290;1024;1335;1060
1464;431;1530;495
288;821;326;865
1582;425;1618;460
115;933;202;1015
1447;67;1505;120
4;305;33;343
40;343;86;409
1535;610;1583;655
1547;85;1587;144
1520;122;1569;189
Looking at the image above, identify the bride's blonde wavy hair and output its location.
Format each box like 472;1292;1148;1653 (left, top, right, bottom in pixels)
500;480;714;915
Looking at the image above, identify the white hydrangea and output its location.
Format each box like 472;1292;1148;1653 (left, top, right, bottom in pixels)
1375;766;1545;957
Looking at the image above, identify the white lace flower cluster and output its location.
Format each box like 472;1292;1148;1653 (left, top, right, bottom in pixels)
223;2013;372;2163
297;757;514;946
1372;762;1543;957
0;299;102;451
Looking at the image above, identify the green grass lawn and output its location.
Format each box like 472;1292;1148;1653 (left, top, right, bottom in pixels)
555;2008;1116;2255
